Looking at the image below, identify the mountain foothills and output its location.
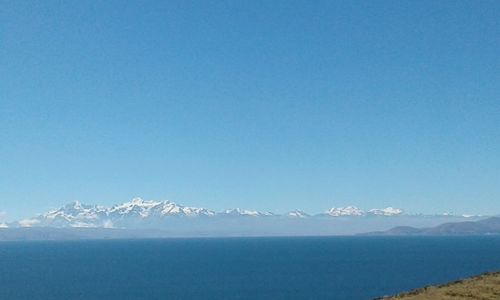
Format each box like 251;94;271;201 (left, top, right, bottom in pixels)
362;216;500;236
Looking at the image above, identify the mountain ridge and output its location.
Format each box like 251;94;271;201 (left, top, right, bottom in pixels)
360;216;500;236
3;198;488;234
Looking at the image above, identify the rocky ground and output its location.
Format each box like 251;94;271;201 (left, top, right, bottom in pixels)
378;272;500;299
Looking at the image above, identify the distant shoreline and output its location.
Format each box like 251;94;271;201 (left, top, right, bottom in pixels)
3;227;500;241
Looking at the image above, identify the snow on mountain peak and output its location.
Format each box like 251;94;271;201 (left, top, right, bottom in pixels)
322;206;404;217
109;198;162;217
287;210;309;218
14;198;216;228
325;206;365;217
107;198;215;218
368;207;403;216
11;198;413;229
222;208;253;216
220;208;271;216
130;197;146;204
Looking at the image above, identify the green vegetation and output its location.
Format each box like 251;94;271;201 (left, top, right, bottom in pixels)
378;272;500;299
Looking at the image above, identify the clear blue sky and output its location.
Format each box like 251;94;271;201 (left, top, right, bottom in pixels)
1;1;499;220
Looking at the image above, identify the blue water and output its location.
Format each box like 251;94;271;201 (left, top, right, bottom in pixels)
1;237;500;299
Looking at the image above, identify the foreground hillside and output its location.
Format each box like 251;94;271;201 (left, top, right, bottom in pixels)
379;272;500;299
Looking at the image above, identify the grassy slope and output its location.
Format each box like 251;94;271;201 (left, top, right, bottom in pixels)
379;272;500;299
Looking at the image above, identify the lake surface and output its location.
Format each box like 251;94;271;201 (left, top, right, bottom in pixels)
1;237;500;299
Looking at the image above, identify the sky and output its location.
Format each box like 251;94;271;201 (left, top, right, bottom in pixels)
1;1;499;220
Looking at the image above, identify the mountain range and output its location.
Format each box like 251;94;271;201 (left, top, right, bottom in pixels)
4;197;481;229
0;198;490;239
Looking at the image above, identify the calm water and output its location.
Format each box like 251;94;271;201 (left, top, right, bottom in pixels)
1;237;500;299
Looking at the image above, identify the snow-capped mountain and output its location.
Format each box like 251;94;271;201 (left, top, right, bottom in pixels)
368;207;403;216
219;208;275;217
287;210;310;218
322;206;404;217
15;198;216;228
20;201;108;228
108;198;215;218
324;206;365;217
